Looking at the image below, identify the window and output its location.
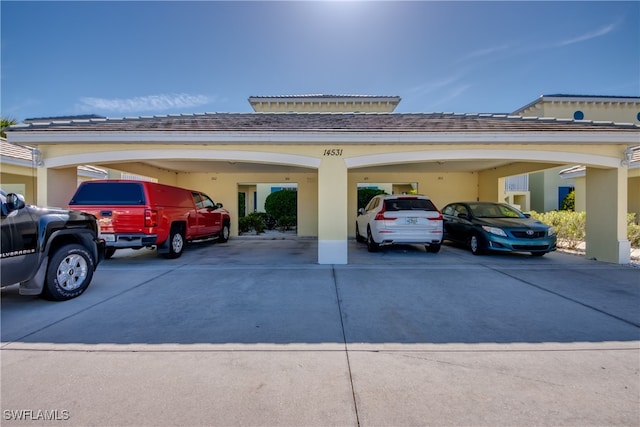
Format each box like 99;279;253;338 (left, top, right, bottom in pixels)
384;198;437;211
454;205;469;217
200;194;215;209
70;182;145;205
192;192;203;208
365;197;379;212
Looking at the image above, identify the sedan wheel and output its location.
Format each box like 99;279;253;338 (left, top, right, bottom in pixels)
470;234;483;255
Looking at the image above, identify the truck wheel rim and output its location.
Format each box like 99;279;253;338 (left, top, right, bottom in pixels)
172;234;184;253
57;254;88;290
223;226;230;240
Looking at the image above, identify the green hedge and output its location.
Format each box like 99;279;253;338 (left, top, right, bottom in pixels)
529;210;640;249
265;190;297;229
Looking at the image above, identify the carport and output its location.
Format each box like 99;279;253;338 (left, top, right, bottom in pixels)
6;112;638;264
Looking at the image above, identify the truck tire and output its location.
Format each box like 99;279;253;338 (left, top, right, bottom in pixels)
42;244;94;301
218;223;230;243
164;226;185;259
104;248;116;259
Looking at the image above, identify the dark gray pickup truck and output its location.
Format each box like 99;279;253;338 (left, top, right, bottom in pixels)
1;191;105;301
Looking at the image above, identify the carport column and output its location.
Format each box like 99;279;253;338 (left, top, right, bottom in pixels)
36;166;78;207
585;166;630;264
317;156;348;264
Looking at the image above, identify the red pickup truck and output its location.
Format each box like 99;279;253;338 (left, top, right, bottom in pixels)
68;180;230;259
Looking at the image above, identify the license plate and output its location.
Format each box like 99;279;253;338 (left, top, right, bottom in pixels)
405;218;418;225
100;234;115;242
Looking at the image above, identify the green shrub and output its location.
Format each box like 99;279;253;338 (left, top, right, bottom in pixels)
265;190;297;229
238;216;251;233
529;210;639;249
560;190;575;211
277;215;296;231
628;213;640;248
239;211;266;234
238;192;246;218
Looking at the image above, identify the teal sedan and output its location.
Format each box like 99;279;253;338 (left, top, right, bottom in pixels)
442;202;556;256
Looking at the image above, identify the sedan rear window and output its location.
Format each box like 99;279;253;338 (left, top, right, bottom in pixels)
384;198;437;211
69;182;145;205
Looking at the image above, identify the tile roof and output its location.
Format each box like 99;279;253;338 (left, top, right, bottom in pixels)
24;114;106;123
560;146;640;176
513;95;640;115
0;139;34;162
542;94;640;100
249;94;400;100
6;112;640;134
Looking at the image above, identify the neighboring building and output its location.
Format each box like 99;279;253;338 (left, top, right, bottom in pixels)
511;94;640;213
559;146;640;218
0;138;37;203
512;94;640;124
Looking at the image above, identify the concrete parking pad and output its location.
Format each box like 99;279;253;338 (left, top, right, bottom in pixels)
2;238;639;426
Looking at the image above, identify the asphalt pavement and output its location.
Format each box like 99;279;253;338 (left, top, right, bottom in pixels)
2;237;639;426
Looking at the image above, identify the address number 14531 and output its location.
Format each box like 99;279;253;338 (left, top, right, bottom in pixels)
323;149;343;156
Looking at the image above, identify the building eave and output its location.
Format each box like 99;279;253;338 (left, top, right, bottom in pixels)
7;130;640;146
513;94;640;115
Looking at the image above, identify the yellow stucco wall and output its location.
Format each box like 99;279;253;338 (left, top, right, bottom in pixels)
0;170;36;204
585;167;630;263
250;101;398;113
521;100;640;124
177;171;318;237
628;175;640;219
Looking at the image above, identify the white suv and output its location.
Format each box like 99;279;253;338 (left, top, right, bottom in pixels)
355;194;443;253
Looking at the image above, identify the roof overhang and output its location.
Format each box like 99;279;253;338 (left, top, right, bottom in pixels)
7;131;640;146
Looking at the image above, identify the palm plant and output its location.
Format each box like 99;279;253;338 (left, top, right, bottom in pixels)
1;116;18;138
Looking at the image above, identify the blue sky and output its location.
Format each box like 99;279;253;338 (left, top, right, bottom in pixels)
1;1;638;121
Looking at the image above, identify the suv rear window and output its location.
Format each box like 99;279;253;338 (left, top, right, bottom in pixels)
384;198;437;212
69;182;146;205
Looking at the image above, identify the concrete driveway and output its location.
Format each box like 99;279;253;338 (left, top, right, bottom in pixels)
2;238;639;426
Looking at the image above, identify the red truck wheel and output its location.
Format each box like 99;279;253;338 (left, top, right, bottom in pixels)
164;226;185;259
218;223;230;243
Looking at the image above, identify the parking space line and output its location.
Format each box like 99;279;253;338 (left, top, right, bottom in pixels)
485;265;640;329
331;265;361;427
0;268;180;347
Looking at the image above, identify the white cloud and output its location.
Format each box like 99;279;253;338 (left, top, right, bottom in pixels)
409;74;464;96
457;44;513;62
556;22;618;47
78;93;211;113
430;84;472;108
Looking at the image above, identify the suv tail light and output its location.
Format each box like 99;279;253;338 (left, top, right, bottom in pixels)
374;204;396;221
428;211;444;221
145;209;158;227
